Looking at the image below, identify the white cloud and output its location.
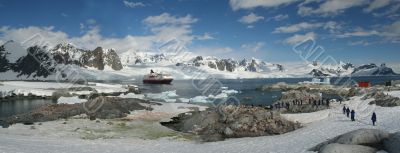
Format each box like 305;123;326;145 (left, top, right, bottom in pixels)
334;21;400;43
230;0;299;10
298;0;367;16
274;21;341;34
61;13;68;17
247;25;255;29
274;22;323;33
0;25;186;53
191;46;234;57
283;32;317;44
0;26;69;48
0;12;211;54
382;21;400;38
348;40;371;46
79;19;98;33
79;23;85;30
267;14;289;21
372;4;400;17
86;19;97;25
238;13;264;24
142;13;202;45
337;30;380;38
123;0;145;8
143;13;198;26
364;0;391;12
195;33;215;40
241;42;265;52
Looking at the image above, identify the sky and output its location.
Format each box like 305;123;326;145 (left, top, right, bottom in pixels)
0;0;399;64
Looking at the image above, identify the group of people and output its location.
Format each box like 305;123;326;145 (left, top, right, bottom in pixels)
342;106;356;121
342;105;377;126
270;98;333;110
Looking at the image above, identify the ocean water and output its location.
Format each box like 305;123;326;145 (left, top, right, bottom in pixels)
134;76;400;105
0;99;57;118
1;76;400;118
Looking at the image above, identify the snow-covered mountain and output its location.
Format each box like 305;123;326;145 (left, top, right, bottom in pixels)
0;41;123;79
351;63;397;76
183;56;284;73
0;40;398;80
307;61;397;77
308;61;355;77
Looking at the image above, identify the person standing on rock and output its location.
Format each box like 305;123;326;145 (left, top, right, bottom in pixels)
350;110;355;121
371;112;377;126
346;107;350;117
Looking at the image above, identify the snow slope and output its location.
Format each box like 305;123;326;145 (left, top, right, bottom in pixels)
0;93;399;153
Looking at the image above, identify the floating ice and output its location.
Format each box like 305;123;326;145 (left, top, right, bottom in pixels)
145;90;179;102
118;93;145;99
191;96;211;103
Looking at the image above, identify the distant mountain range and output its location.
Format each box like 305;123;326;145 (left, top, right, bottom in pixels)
0;40;398;80
309;62;397;77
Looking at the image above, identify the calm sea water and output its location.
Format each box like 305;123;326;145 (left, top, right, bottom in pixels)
132;76;400;106
1;76;399;118
0;99;57;118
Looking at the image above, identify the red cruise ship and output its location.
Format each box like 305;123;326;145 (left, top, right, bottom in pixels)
143;70;173;84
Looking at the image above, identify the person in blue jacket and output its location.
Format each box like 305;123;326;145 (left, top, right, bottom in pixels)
350;110;355;121
343;106;346;114
371;112;377;126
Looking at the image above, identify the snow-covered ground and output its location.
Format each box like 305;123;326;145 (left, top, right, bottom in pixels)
0;81;130;98
385;90;400;98
0;92;399;153
57;96;87;104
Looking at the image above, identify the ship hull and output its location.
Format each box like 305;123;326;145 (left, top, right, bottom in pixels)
143;79;173;84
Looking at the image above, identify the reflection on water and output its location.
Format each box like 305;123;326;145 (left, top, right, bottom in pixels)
0;99;56;118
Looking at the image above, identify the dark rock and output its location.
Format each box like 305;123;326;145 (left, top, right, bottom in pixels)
23;121;34;125
310;129;390;151
320;143;377;153
368;91;400;107
383;132;400;153
89;116;96;120
310;69;329;77
161;106;301;142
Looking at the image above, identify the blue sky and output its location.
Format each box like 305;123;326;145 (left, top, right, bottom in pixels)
0;0;399;64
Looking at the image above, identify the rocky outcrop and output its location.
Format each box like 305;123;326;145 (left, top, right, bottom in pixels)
310;129;391;152
367;91;400;107
80;47;123;71
0;44;10;72
320;143;377;153
13;46;56;78
309;69;330;77
384;132;400;153
161;106;301;142
279;90;321;102
85;97;149;119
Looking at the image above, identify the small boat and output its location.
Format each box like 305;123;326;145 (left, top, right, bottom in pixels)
143;72;173;84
